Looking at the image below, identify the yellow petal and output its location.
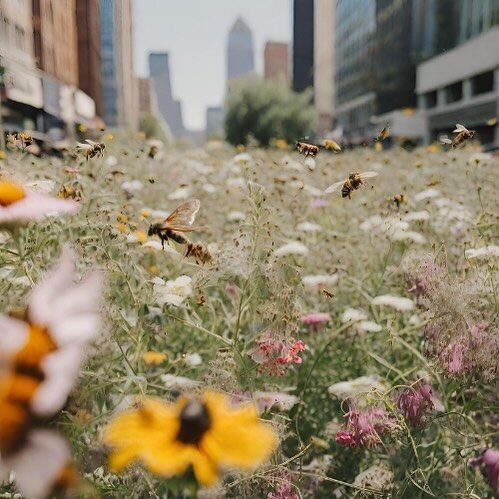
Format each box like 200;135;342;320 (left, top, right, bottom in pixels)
191;452;219;486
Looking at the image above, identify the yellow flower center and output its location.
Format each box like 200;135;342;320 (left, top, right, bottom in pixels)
0;181;26;206
177;401;212;445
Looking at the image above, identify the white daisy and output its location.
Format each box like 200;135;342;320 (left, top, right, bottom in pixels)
328;375;390;400
153;275;192;306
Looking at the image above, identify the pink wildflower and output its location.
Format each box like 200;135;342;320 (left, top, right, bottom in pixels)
250;331;306;376
397;382;435;427
300;312;331;331
406;259;444;301
469;448;499;492
267;470;299;499
335;405;398;448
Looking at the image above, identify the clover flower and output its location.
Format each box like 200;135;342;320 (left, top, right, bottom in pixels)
469;448;499;492
300;312;331;330
396;382;436;427
104;391;278;486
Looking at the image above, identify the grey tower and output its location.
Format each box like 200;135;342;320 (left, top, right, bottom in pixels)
149;53;184;137
227;18;255;81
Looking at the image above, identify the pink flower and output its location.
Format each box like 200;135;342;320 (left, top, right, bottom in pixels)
267;470;299;499
396;382;435;427
0;180;78;227
335;405;398;448
250;331;306;376
300;312;331;330
406;258;444;301
469;449;499;492
310;197;329;209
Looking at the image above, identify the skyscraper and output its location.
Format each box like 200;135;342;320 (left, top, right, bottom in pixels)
227;18;254;82
100;0;137;129
292;0;314;93
264;42;289;83
149;52;184;137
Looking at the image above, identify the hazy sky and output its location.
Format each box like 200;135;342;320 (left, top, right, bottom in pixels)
133;0;292;130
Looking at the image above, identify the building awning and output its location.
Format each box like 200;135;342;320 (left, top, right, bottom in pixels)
3;63;43;109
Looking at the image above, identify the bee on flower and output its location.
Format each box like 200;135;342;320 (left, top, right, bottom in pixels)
104;391;278;486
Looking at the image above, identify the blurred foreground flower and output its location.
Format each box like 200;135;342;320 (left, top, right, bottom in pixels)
469;448;499;492
0;179;78;227
104;391;278;486
0;249;102;498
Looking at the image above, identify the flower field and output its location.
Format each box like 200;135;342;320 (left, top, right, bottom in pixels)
0;138;498;498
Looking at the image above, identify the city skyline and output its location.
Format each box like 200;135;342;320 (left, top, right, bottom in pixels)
132;0;291;130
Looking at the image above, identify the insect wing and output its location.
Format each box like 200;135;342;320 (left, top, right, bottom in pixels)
359;171;379;179
453;124;467;133
440;137;452;144
165;199;201;227
325;179;346;194
76;142;92;151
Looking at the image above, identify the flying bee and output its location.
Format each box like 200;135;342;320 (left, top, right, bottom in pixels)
322;289;334;299
76;139;106;159
296;141;319;158
388;194;406;209
450;123;475;148
7;132;33;149
322;139;341;152
185;240;213;265
58;182;82;201
325;171;379;199
148;199;203;250
376;126;390;141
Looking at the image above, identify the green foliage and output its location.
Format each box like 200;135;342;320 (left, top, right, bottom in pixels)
224;78;316;146
139;113;169;142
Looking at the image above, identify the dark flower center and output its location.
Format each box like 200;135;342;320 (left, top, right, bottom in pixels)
176;401;211;445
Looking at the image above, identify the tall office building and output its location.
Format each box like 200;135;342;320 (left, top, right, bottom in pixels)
227;17;254;82
76;0;103;117
149;52;184;137
264;42;289;83
292;0;314;93
314;0;335;132
32;0;79;86
100;0;137;129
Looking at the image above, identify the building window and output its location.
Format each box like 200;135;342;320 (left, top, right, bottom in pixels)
14;25;24;50
423;91;437;109
444;81;462;104
471;71;494;96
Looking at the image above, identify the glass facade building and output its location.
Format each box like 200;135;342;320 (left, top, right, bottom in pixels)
100;0;117;126
292;0;314;93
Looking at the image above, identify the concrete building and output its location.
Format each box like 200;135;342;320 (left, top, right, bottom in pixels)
149;52;184;137
314;0;335;133
0;0;43;132
76;0;103;118
417;26;499;147
227;17;254;82
32;0;78;86
292;0;314;93
100;0;137;129
264;42;289;83
206;106;225;138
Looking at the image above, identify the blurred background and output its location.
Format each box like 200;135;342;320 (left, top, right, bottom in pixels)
0;0;498;151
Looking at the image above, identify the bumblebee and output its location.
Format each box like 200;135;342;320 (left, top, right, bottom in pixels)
325;171;379;199
376;126;390;141
296;141;319;158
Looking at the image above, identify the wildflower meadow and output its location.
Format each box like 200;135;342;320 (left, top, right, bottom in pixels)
0;137;498;498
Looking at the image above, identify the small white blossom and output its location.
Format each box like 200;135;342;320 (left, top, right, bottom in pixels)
232;152;252;164
358;321;382;332
121;180;143;194
274;241;309;257
390;230;427;244
414;188;440;202
227;211;246;222
465;245;499;260
342;308;368;323
372;294;414;311
184;353;202;366
168;187;191;200
296;222;322;233
302;274;338;289
153;275;192;306
403;211;430;222
254;391;299;413
328;375;390;400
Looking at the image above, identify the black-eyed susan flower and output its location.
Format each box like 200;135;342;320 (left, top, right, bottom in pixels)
0;180;78;227
104;391;278;486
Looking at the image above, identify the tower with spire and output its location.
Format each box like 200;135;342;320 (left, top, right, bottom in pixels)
227;17;255;82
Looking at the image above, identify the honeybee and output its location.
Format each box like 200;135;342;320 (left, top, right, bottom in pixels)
296;141;319;158
441;124;475;148
322;139;341;152
185;240;213;265
148;199;203;249
389;194;406;208
325;171;379;199
376;126;390;141
58;182;82;201
76;139;106;159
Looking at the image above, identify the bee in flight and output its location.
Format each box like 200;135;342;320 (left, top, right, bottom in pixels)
322;139;341;152
76;139;106;159
376;126;390;141
388;193;406;209
440;124;475;148
325;171;379;199
148;199;211;264
296;141;319;158
8;132;33;150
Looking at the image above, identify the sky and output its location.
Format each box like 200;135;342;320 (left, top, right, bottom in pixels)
133;0;292;131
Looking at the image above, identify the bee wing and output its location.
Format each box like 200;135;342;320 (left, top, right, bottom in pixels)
440;138;452;144
164;224;205;233
359;171;379;179
325;180;346;194
76;142;92;151
453;124;467;133
164;199;201;227
85;139;98;145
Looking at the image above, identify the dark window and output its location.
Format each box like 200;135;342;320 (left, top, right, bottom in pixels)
424;91;437;109
471;71;494;96
444;81;462;103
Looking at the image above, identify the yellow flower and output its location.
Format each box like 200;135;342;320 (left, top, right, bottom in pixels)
142;351;167;365
274;139;288;150
78;124;88;133
134;230;148;244
236;144;245;152
104;391;278;486
374;142;383;152
104;133;114;141
115;222;128;234
147;265;159;275
116;213;128;224
140;209;152;219
0;181;26;206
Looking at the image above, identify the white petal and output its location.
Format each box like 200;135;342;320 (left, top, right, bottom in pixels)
49;314;100;345
0;315;29;360
174;275;192;286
